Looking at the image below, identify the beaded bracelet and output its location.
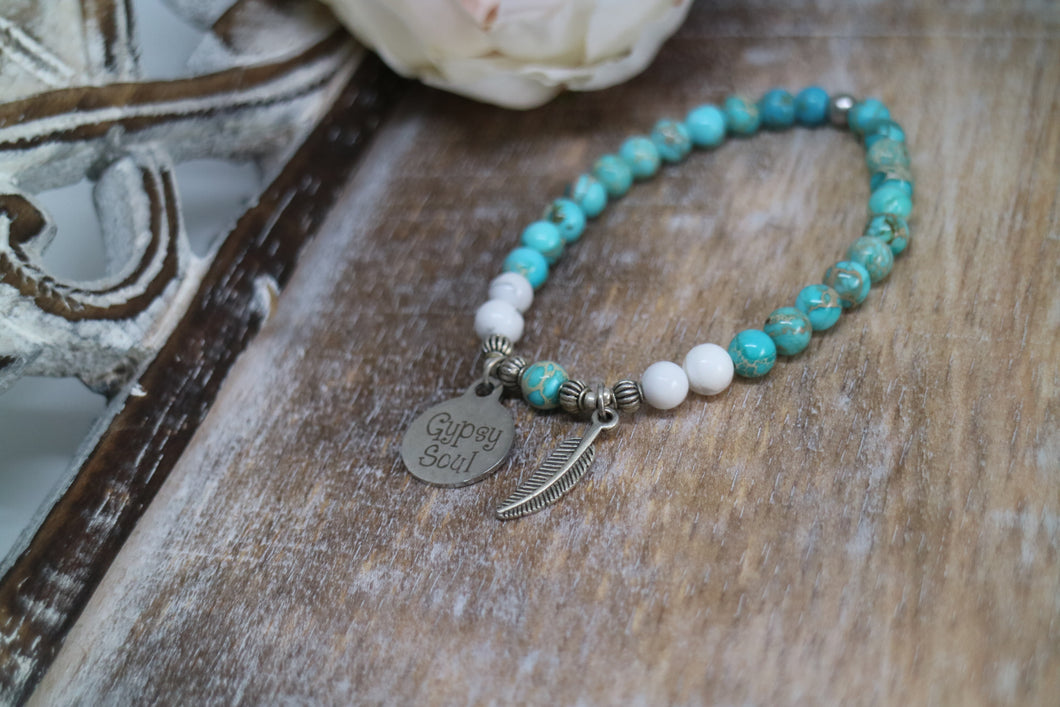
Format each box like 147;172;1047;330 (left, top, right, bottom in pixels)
401;86;913;520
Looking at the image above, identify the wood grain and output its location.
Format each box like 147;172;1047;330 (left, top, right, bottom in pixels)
0;55;406;704
33;2;1060;704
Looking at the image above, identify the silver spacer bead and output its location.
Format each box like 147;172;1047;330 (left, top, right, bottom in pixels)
612;379;643;414
496;355;527;390
580;387;597;413
481;334;513;358
828;93;856;128
595;384;615;413
558;379;587;414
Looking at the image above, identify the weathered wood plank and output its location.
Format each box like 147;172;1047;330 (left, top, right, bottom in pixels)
0;55;408;704
33;2;1060;704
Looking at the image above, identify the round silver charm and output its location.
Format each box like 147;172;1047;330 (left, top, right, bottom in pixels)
401;380;515;487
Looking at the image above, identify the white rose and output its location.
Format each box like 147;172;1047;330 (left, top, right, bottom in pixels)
321;0;693;109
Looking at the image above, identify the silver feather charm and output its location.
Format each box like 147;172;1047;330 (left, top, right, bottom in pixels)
495;409;619;520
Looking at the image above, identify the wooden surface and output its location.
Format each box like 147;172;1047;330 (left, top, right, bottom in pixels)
31;2;1060;704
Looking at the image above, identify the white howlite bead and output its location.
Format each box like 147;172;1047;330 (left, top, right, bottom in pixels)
641;361;689;410
683;343;734;396
488;272;534;313
474;299;524;342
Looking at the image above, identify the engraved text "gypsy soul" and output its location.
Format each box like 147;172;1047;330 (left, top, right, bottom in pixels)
418;412;505;475
424;412;504;451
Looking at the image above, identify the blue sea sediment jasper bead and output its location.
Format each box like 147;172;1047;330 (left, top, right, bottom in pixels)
848;98;890;134
542;198;586;244
872;177;914;198
723;95;761;135
759;88;796;129
651;119;693;163
566;174;608;218
796;284;842;330
728;329;777;378
593;154;633;198
520;360;569;410
794;86;829;126
864;119;906;148
503;246;549;289
685;104;726;147
619;136;661;180
866;138;910;174
846;236;894;283
823;260;872;308
870;160;914;189
864;214;911;255
869;182;913;219
520;221;564;264
764;306;812;356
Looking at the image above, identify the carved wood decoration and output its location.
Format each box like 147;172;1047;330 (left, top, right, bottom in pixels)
0;1;408;702
0;0;358;395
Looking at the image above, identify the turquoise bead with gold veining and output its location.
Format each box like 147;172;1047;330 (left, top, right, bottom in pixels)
503;247;549;289
619;136;661;180
723;95;761;135
864;214;911;255
593;154;633;197
543;198;586;244
685;104;726;147
824;260;871;308
764;307;812;356
866;138;910;174
870;164;914;193
796;284;842;330
848;98;890;134
651;119;693;163
520;221;564;264
759;88;796;129
869;182;913;219
566;174;608;218
795;86;829;126
520;360;569;410
864;119;906;148
847;236;894;283
728;329;777;378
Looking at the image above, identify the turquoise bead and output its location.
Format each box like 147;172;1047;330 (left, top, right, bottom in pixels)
651;119;692;163
728;329;777;378
846;236;894;283
794;86;829;126
866;138;910;174
566;174;608;218
592;154;633;198
796;284;842;330
520;360;569;410
723;95;761;136
869;182;913;219
870;166;914;194
685;104;726;148
503;247;549;290
864;119;906;148
864;214;911;255
619;136;661;180
542;198;586;244
520;221;564;264
823;260;871;308
759;88;796;129
872;177;913;197
764;307;812;356
848;98;890;135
